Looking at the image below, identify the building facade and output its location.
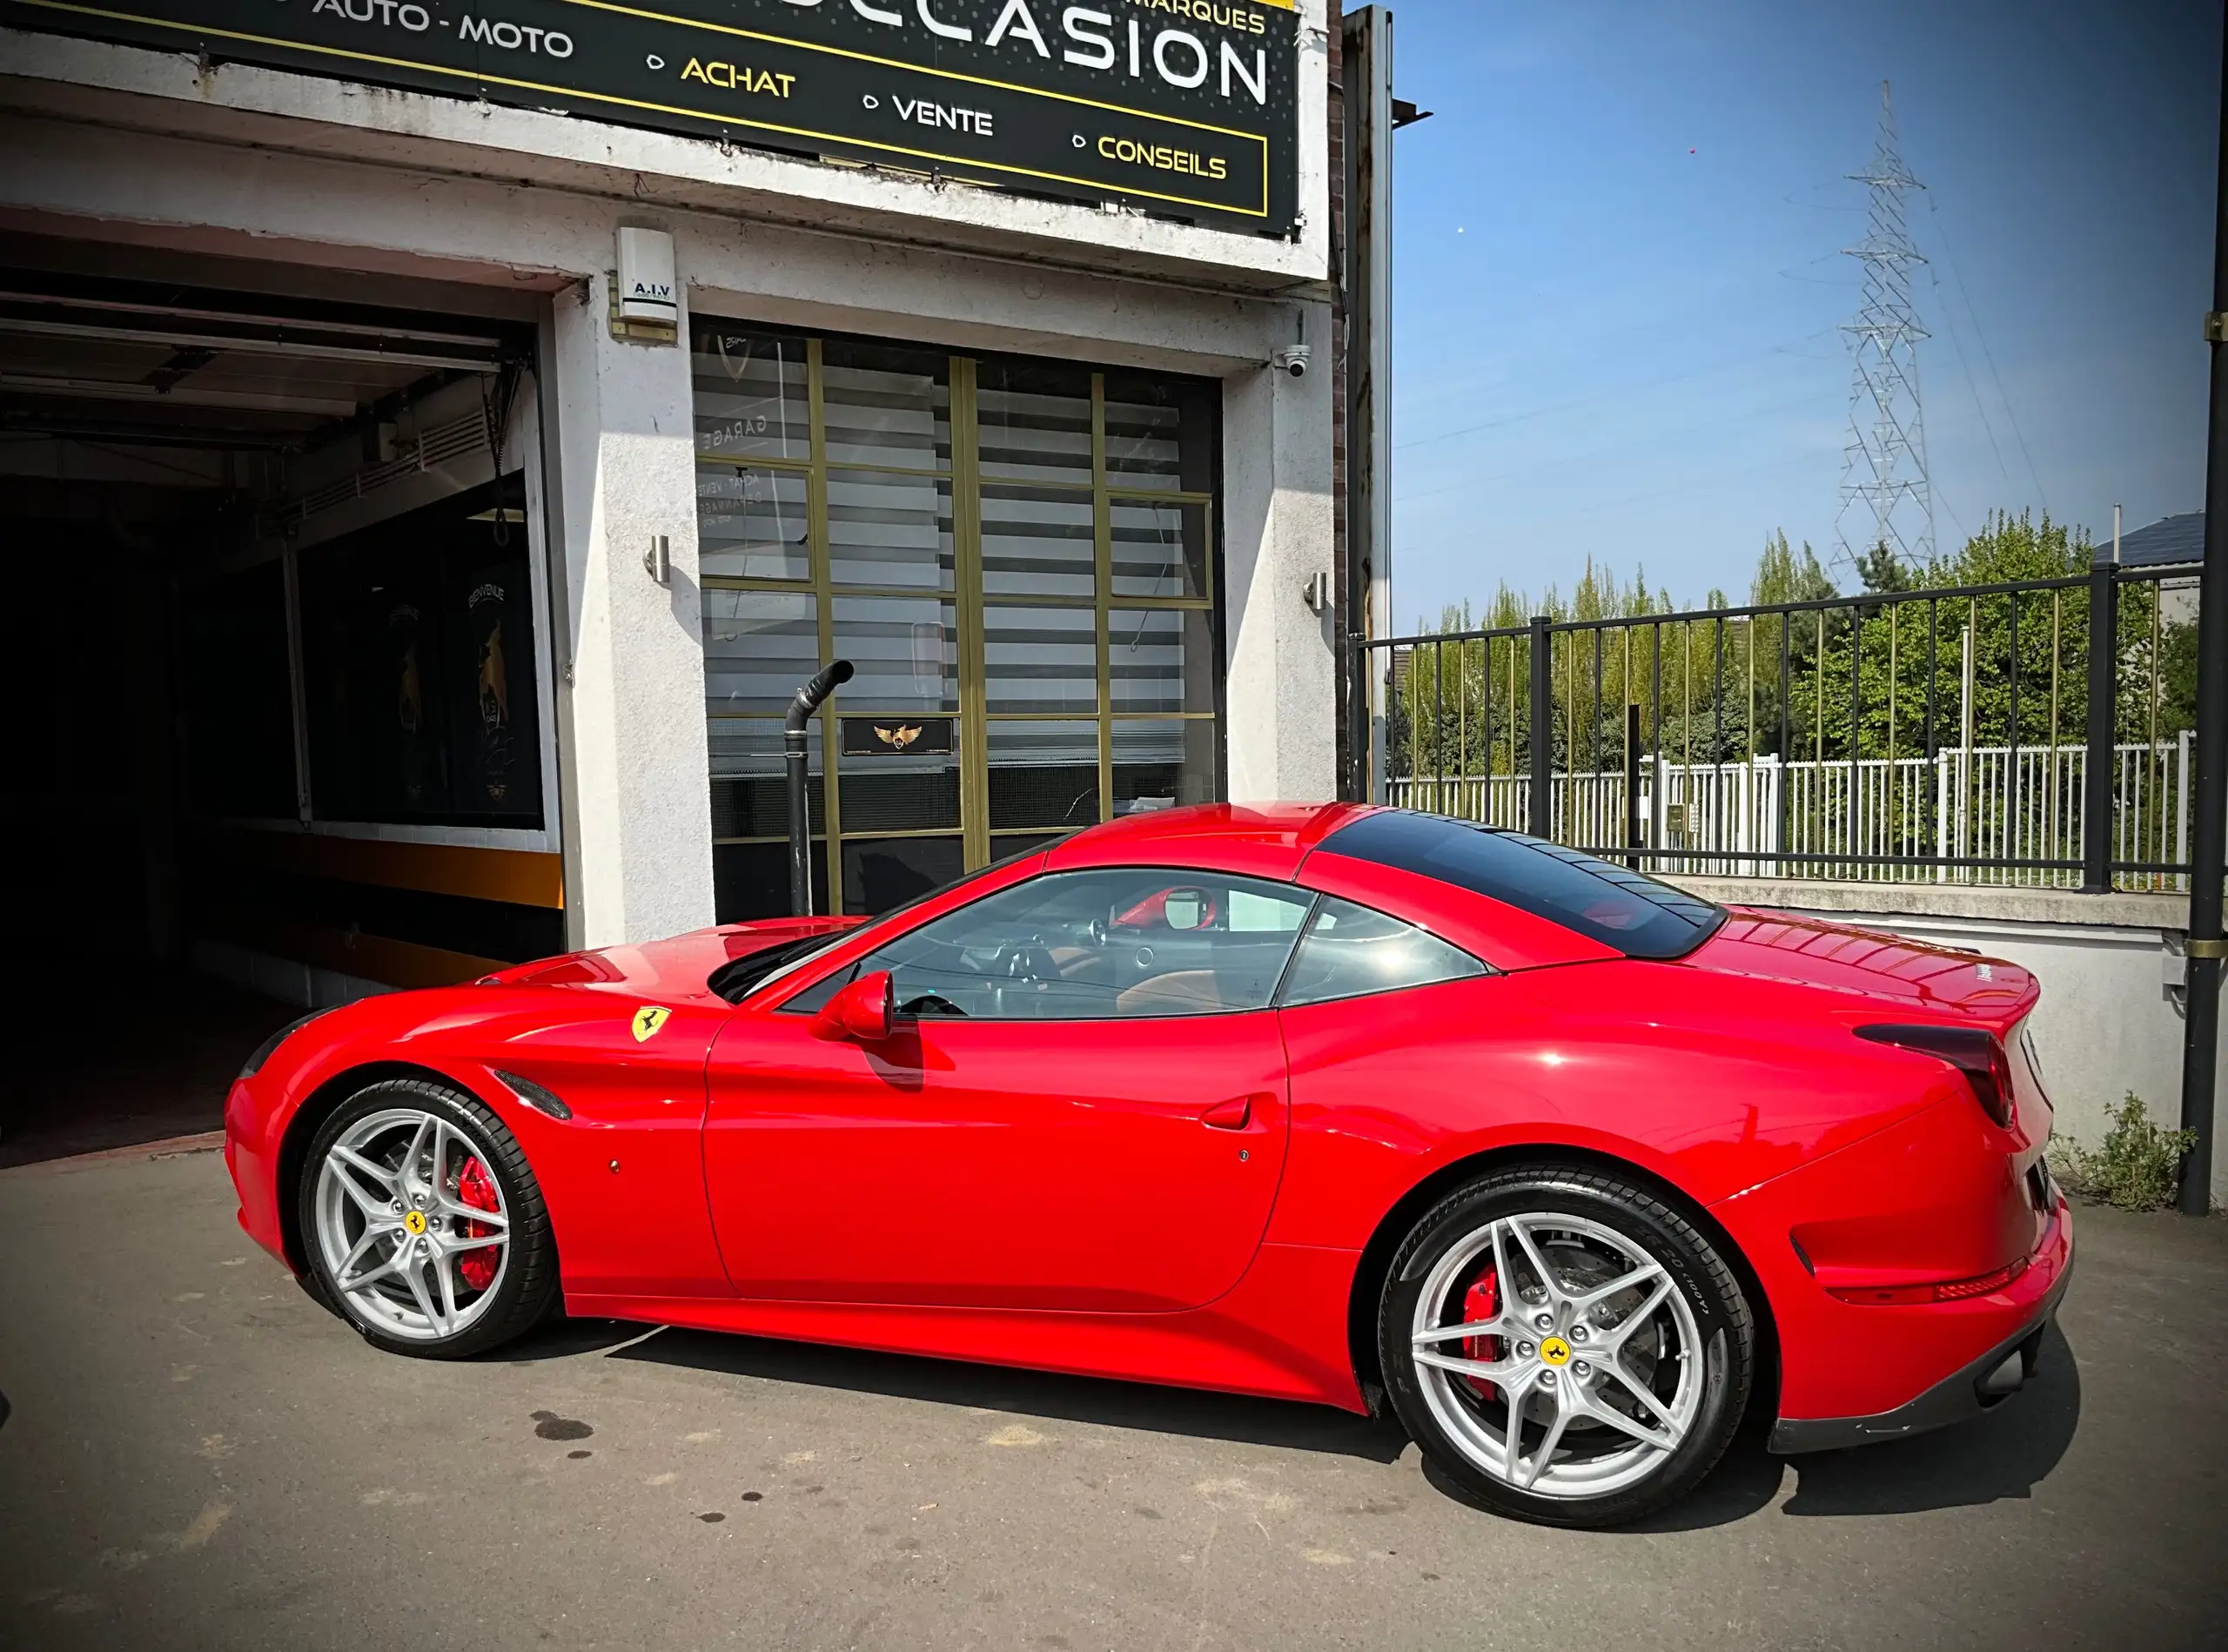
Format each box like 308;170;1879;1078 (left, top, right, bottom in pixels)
0;0;1350;995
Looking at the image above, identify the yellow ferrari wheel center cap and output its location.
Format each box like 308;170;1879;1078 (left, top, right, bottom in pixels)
403;1210;428;1236
1539;1335;1573;1367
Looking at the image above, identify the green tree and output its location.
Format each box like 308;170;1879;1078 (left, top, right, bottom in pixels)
1856;539;1915;594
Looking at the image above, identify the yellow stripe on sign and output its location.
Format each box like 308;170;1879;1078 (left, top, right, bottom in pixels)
9;0;1276;218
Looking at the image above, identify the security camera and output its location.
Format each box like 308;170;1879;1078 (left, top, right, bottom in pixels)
1272;345;1311;378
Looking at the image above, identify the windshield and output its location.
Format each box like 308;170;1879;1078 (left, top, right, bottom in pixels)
708;932;854;1005
1319;810;1725;960
713;832;1079;1004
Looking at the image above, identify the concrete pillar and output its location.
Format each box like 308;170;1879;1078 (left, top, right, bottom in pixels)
547;272;714;946
1221;299;1339;805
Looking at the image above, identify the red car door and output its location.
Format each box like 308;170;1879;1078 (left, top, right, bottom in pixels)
701;866;1312;1313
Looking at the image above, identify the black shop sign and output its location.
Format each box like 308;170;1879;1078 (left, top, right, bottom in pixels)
6;0;1300;232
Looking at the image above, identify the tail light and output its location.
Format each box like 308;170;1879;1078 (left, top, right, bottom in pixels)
1854;1023;2017;1126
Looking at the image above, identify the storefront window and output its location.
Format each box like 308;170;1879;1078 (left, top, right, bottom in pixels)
982;486;1095;600
1110;608;1217;715
1110;498;1211;601
702;588;819;715
1111;719;1219;815
697;467;809;582
694;331;809;461
295;476;544;829
984;605;1099;716
826;468;951;590
978;359;1094;487
694;322;1221;920
818;339;950;470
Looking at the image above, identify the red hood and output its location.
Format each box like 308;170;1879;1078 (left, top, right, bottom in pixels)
1682;907;2038;1031
483;917;863;1004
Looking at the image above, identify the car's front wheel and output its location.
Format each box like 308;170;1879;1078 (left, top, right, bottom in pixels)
1379;1165;1754;1528
299;1078;558;1359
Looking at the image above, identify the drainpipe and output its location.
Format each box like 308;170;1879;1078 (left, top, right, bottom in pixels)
785;661;852;917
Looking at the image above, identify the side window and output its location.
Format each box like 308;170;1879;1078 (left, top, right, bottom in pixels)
1276;896;1487;1009
782;868;1313;1021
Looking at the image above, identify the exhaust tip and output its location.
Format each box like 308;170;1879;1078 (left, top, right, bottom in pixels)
1976;1349;2026;1401
1976;1324;2049;1407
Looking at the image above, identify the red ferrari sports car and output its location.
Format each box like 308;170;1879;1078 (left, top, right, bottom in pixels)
225;803;2070;1527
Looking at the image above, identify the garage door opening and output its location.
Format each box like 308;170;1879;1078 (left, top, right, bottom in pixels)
0;238;557;1165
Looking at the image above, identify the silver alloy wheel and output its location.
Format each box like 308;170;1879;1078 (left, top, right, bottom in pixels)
1408;1212;1702;1499
312;1107;511;1342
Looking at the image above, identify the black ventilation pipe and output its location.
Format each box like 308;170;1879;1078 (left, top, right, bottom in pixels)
786;660;852;917
2179;11;2228;1216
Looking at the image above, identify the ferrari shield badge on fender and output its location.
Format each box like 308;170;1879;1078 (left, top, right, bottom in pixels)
631;1005;672;1043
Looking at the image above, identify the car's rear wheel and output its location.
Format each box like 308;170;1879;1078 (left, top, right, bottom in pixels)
1379;1165;1754;1528
299;1078;558;1359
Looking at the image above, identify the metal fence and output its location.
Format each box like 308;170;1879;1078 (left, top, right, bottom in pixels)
1365;560;2200;892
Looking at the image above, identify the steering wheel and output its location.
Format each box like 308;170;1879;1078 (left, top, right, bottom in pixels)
984;936;1060;984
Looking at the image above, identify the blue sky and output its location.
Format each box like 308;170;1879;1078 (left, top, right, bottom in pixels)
1384;0;2219;628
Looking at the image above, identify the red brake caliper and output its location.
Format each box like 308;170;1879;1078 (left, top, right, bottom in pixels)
455;1156;501;1292
1461;1269;1500;1402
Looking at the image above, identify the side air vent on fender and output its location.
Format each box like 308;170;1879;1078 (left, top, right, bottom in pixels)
493;1071;573;1122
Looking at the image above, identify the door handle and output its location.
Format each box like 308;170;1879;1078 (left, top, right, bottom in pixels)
1199;1095;1253;1131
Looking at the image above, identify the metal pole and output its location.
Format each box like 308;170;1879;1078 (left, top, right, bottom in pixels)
2081;554;2118;892
1528;615;1553;838
2178;16;2228;1215
784;659;853;917
1624;701;1643;868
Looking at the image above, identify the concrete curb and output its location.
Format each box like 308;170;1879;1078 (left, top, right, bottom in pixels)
0;1130;225;1178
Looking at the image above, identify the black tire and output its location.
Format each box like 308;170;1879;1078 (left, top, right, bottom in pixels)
1379;1164;1754;1528
298;1078;560;1360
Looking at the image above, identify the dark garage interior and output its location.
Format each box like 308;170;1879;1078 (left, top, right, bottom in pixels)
0;233;560;1165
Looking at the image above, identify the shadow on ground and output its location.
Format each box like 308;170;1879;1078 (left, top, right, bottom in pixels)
580;1308;2079;1523
1775;1320;2083;1516
498;1315;667;1364
1604;1318;2084;1531
607;1324;1414;1463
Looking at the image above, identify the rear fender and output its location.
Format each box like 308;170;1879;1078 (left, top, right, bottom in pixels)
1711;1094;2063;1421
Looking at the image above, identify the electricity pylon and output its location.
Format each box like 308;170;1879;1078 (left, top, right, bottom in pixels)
1835;80;1936;579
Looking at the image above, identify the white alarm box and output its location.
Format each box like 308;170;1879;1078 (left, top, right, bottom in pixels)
614;226;678;334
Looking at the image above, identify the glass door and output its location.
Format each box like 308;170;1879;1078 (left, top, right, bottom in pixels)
692;322;1220;920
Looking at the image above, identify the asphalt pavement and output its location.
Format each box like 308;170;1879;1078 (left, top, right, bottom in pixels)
2;1145;2224;1652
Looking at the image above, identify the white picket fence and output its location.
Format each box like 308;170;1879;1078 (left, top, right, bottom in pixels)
1389;732;2195;890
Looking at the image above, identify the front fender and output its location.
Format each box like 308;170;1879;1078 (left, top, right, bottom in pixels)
226;984;735;1299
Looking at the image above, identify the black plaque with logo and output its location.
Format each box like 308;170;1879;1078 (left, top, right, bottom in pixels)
6;0;1299;232
841;714;956;757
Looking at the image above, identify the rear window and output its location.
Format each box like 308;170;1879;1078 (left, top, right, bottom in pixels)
1320;811;1725;960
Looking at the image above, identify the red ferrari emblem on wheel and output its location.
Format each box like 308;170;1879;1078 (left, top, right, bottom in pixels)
235;803;2070;1528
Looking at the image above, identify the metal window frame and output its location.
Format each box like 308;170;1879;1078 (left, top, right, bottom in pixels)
695;330;1224;914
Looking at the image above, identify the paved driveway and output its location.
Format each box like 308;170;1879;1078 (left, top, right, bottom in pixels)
1;1147;2223;1651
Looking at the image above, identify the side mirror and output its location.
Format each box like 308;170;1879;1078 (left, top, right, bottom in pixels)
811;969;895;1044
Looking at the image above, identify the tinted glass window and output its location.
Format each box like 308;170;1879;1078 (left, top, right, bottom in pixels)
1278;897;1487;1008
782;868;1312;1021
1323;812;1724;960
298;474;543;829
